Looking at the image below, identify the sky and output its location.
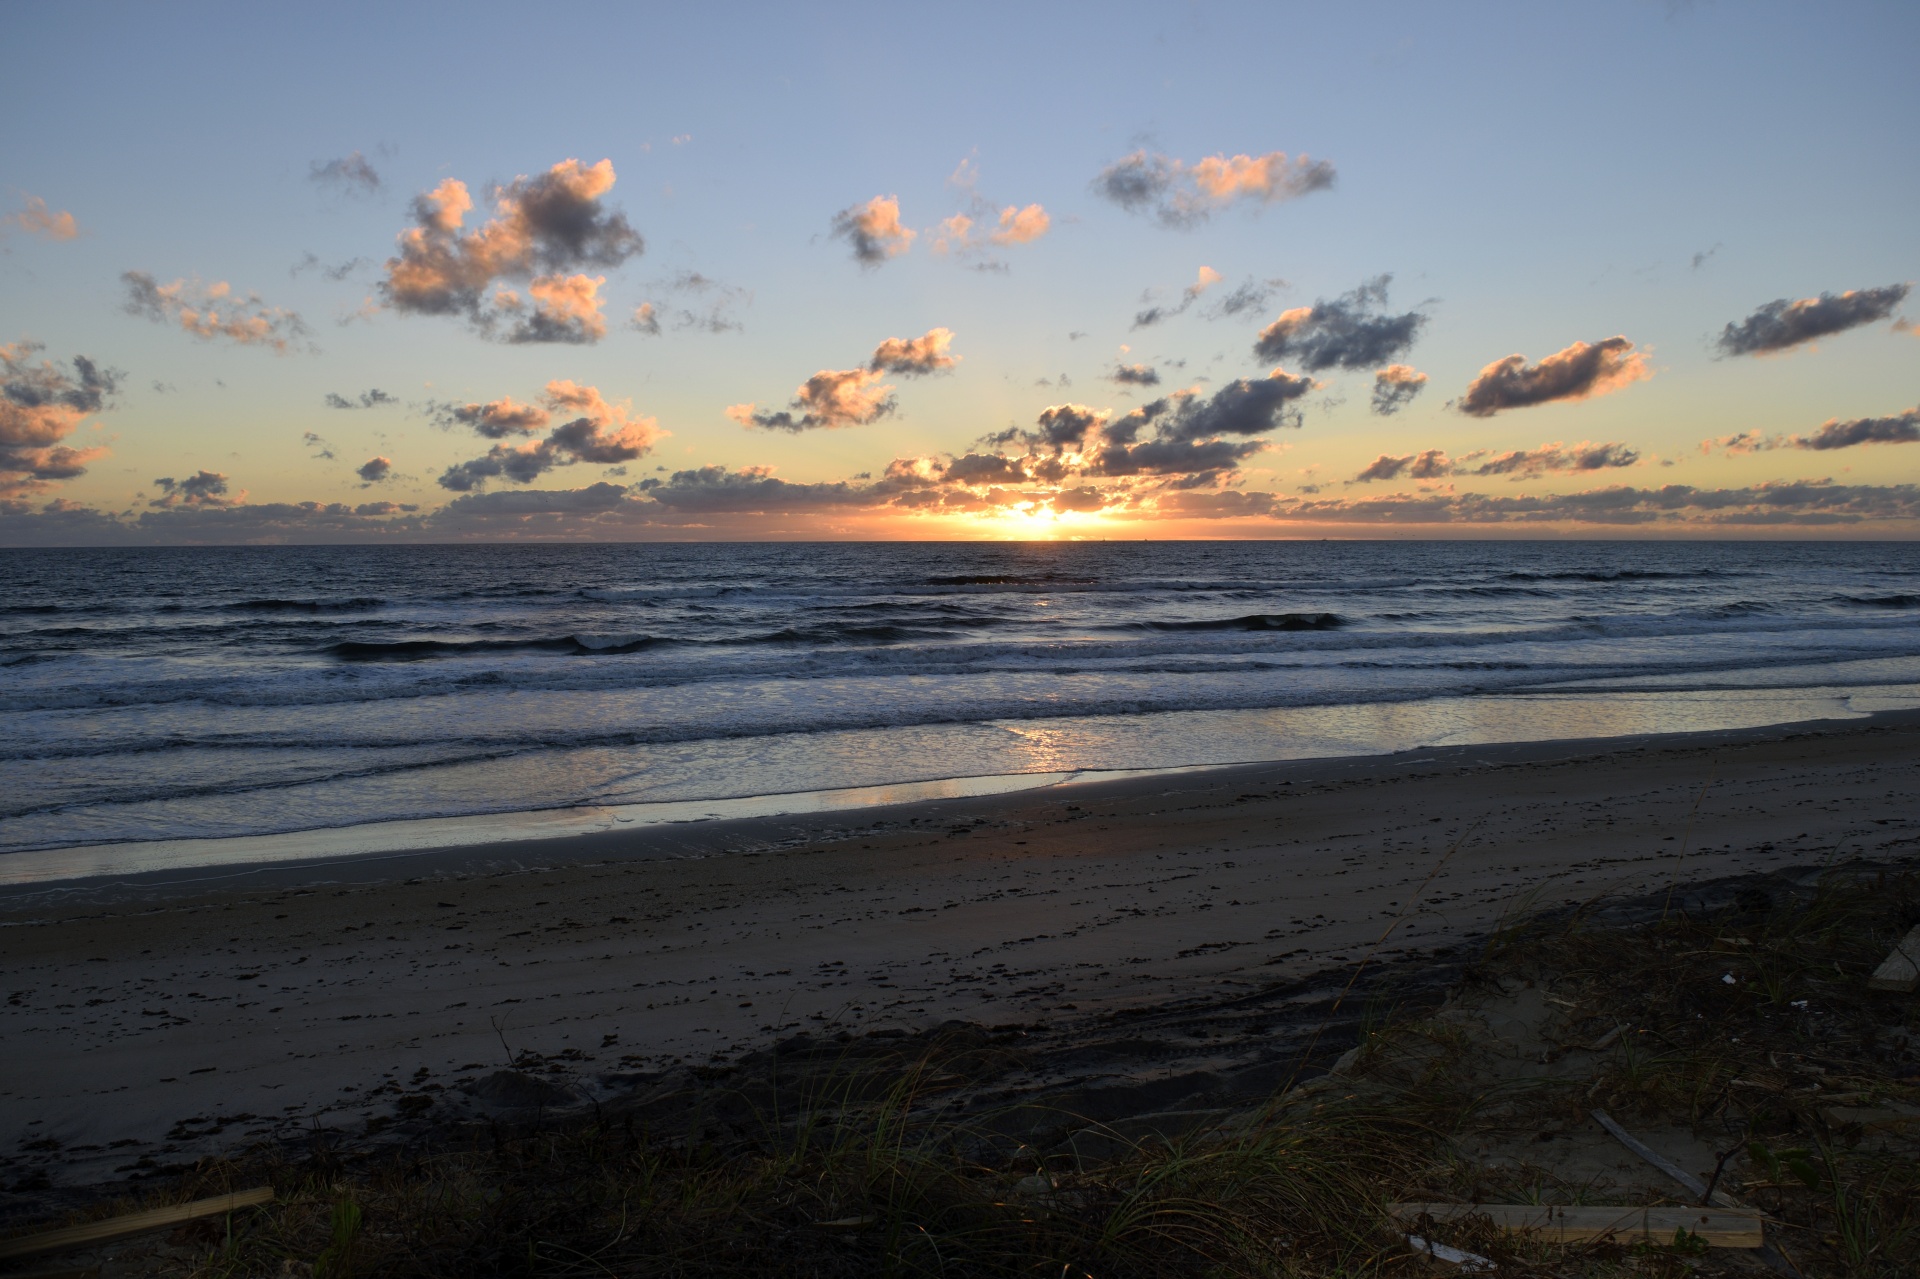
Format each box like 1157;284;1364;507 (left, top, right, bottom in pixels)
3;0;1918;544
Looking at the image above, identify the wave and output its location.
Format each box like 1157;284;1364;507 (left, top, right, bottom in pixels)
327;634;666;661
1143;612;1344;632
229;597;386;613
1841;593;1920;608
1503;568;1724;583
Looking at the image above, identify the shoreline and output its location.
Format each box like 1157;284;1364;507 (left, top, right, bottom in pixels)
8;706;1920;898
3;709;1918;1191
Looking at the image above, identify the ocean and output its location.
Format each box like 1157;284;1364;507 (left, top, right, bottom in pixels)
3;541;1918;868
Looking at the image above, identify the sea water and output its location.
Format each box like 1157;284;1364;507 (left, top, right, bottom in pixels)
3;541;1917;865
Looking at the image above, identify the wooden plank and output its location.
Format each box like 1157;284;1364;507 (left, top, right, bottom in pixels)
1821;1105;1920;1130
0;1187;274;1261
1868;924;1920;993
1391;1203;1763;1248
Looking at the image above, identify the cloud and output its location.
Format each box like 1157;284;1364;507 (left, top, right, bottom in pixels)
0;342;118;498
1349;440;1640;483
631;271;752;335
1153;370;1315;442
1458;336;1651;417
122;272;311;352
1370;364;1428;416
493;272;607;344
310;151;381;193
830;195;914;266
1208;278;1283;319
1716;284;1909;356
951;370;1316;498
356;456;393;484
988;203;1050;245
731;368;895;432
927;161;1050;265
1353;449;1454;483
733;329;958;430
1690;243;1721;271
1267;479;1920;528
437;380;662;490
290;252;373;282
433;395;551;438
379;158;641;342
1790;407;1920;451
150;470;237;508
870;327;958;375
1093;148;1334;229
1133;265;1230;328
303;431;336;460
2;196;80;241
324;388;397;410
1473;441;1641;476
1106;362;1161;386
1252;275;1425;371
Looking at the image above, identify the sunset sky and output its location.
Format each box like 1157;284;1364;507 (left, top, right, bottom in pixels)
4;0;1917;543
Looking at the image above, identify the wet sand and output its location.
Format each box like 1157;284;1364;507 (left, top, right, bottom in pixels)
4;712;1918;1189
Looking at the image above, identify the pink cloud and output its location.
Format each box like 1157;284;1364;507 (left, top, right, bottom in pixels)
3;196;79;241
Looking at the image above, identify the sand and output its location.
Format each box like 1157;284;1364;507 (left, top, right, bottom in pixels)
3;711;1918;1190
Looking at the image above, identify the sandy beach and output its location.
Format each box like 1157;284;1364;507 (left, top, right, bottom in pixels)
4;711;1918;1192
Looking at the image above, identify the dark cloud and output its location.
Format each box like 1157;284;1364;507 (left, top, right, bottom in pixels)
1474;441;1640;476
325;389;396;410
1352;449;1453;483
1107;362;1161;386
1690;244;1721;272
1252;275;1425;372
1271;479;1920;528
1716;284;1910;356
1093;150;1333;229
829;195;914;266
302;431;336;460
1369;364;1428;416
636;466;917;514
1;342;119;498
948;371;1312;501
1349;441;1639;483
291;252;374;282
1207;278;1283;319
629;303;662;336
311;152;381;193
122;272;311;352
433;396;551;438
150;470;234;507
1792;408;1920;451
437;381;661;490
1155;371;1315;442
1458;337;1651;417
356;456;393;484
380;159;640;343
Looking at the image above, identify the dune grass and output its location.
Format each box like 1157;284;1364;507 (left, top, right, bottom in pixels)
9;864;1917;1277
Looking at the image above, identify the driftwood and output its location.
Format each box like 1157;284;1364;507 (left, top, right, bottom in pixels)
1392;1202;1761;1247
0;1187;274;1261
1591;1109;1800;1275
